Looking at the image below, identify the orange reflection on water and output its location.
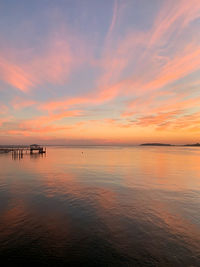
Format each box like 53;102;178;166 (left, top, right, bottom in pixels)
122;147;200;191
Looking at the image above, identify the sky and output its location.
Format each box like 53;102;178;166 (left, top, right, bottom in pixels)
0;0;200;145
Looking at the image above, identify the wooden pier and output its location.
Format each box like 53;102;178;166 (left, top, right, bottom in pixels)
30;144;46;154
0;144;46;157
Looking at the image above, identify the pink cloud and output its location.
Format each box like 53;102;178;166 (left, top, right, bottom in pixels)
0;57;34;92
11;97;36;110
147;0;200;48
0;31;86;92
3;110;83;137
99;0;200;98
39;82;122;112
20;110;82;129
106;0;119;42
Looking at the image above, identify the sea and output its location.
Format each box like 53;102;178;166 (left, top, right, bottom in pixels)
0;146;200;266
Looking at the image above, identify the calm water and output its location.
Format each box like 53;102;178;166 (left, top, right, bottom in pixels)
0;146;200;266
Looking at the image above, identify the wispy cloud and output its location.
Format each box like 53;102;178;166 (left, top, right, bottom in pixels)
11;97;36;110
0;30;86;92
106;0;119;42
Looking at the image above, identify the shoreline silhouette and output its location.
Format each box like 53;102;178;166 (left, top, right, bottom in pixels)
140;143;200;147
1;143;200;154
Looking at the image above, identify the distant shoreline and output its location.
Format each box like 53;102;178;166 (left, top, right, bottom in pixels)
140;143;200;147
0;143;200;152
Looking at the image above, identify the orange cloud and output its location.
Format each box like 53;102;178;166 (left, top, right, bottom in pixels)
135;111;181;127
7;125;72;136
1;109;83;138
20;110;82;129
156;111;200;131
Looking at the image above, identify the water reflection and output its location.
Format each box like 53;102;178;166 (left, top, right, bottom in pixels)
0;146;200;266
30;152;45;160
11;151;45;161
12;151;24;160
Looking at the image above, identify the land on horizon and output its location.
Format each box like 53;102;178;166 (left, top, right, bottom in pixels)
1;142;200;151
141;142;200;146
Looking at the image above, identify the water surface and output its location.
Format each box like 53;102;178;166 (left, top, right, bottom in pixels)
0;146;200;266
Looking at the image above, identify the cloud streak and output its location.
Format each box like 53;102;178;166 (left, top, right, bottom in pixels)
0;29;87;92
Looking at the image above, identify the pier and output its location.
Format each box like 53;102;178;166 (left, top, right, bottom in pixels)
0;144;46;157
30;144;46;154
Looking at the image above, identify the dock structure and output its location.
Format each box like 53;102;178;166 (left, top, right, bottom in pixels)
0;144;46;157
30;144;46;154
12;148;26;160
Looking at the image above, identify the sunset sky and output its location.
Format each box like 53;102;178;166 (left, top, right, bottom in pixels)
0;0;200;145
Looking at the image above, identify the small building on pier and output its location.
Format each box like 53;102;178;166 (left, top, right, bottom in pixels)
30;144;46;154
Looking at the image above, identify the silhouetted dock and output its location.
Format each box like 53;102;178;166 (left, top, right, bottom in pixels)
30;144;46;154
0;144;46;156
